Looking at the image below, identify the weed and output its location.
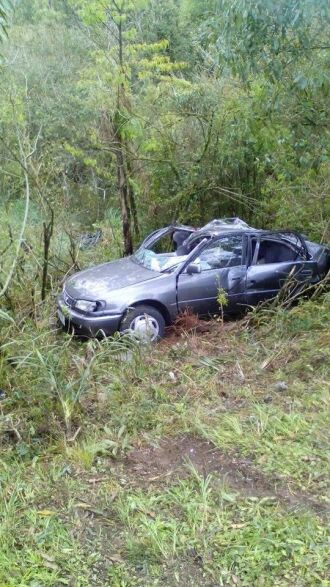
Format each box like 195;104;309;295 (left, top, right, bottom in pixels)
217;286;229;323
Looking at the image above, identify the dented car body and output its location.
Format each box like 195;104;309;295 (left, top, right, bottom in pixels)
58;218;329;339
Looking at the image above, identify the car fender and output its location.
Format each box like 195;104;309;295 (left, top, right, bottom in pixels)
109;274;178;322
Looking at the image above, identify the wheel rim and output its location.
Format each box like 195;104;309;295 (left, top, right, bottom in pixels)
129;313;160;341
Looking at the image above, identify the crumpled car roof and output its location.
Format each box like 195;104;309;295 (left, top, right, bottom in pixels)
200;217;253;233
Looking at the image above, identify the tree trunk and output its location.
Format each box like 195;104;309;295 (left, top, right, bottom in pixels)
41;208;54;301
129;188;139;240
125;153;140;239
115;131;133;256
115;15;134;255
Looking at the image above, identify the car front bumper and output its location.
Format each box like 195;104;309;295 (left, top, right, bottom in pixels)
57;295;122;337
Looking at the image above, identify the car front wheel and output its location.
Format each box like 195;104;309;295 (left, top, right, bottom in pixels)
119;305;165;342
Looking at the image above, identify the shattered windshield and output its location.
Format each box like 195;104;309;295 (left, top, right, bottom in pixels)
133;228;192;273
133;247;188;272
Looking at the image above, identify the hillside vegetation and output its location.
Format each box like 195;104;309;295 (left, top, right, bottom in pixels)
0;298;329;585
0;1;329;585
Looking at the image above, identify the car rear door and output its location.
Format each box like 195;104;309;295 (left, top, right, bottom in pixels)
245;232;318;306
176;234;248;315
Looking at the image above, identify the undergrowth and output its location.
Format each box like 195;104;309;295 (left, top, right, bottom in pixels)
0;295;329;585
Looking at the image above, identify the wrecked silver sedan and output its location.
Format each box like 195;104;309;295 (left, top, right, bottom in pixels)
57;218;329;340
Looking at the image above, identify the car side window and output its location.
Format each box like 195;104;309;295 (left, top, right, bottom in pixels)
195;235;244;271
254;238;302;265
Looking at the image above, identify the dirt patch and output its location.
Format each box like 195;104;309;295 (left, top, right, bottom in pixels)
162;312;211;348
162;311;239;348
123;435;329;516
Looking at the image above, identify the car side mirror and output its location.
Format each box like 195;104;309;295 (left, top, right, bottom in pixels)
186;262;201;275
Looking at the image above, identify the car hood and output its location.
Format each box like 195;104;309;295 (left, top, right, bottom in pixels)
65;257;159;300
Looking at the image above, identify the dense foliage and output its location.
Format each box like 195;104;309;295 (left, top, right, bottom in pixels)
1;0;329;273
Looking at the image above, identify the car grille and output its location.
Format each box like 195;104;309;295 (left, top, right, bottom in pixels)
63;290;75;307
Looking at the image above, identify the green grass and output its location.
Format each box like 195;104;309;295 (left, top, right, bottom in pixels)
0;463;93;586
112;475;328;586
0;295;329;585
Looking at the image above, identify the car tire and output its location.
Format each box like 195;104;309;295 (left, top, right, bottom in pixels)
120;305;165;342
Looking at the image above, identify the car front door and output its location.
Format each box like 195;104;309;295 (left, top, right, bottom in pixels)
176;234;247;315
246;232;318;306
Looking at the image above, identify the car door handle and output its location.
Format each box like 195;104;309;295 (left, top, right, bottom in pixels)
231;276;241;281
248;280;256;285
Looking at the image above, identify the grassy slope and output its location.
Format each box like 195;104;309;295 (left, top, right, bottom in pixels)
0;297;329;586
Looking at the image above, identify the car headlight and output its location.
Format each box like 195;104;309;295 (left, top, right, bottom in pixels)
74;299;98;313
